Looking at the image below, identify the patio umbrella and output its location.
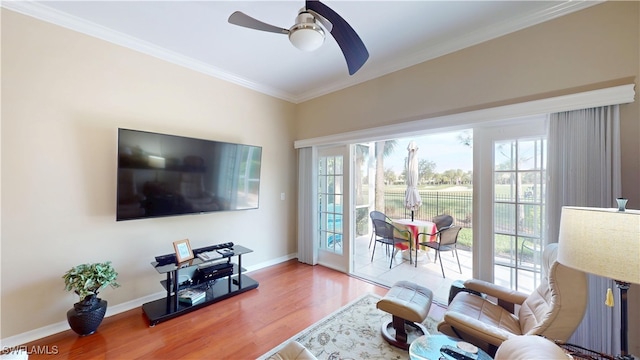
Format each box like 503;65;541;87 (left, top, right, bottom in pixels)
405;141;421;221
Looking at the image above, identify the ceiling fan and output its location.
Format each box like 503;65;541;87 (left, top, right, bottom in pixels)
228;0;369;75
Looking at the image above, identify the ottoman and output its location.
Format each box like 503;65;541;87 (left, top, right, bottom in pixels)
376;281;433;350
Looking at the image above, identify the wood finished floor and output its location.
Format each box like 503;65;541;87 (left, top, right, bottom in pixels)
22;260;446;359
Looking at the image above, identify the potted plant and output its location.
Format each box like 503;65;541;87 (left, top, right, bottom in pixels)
63;261;120;336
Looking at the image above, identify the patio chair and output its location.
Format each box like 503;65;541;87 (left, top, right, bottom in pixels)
369;210;394;249
431;214;454;230
519;238;541;270
371;219;412;268
416;225;463;277
412;214;454;268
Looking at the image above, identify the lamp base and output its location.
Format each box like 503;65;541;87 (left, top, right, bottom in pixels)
616;281;631;359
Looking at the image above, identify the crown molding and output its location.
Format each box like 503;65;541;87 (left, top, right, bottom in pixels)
2;1;602;104
293;1;602;103
1;1;299;103
383;1;603;79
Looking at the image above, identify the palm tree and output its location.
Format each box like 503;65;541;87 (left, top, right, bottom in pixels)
375;140;397;213
354;144;369;204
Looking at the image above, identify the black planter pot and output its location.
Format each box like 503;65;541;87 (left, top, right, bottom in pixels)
66;295;108;336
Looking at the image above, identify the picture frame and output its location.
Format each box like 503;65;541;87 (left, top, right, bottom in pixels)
173;239;194;263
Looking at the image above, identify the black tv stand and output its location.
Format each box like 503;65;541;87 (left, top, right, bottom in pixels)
142;244;258;326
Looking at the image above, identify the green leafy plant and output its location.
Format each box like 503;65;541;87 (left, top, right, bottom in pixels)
63;261;120;301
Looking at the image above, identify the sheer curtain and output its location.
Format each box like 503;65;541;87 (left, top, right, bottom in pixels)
546;105;621;354
297;147;317;265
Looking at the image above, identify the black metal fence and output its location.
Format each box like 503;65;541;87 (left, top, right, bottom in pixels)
354;190;473;239
384;190;473;227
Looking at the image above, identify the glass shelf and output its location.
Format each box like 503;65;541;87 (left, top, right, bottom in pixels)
151;245;253;274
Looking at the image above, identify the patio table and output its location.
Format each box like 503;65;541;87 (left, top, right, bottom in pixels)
392;219;437;256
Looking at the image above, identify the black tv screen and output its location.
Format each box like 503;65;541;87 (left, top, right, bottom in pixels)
116;128;262;221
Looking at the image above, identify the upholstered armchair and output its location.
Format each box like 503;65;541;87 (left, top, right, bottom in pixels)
266;341;317;360
437;243;588;355
494;336;570;360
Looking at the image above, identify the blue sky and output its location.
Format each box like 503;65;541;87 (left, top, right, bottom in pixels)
385;130;472;174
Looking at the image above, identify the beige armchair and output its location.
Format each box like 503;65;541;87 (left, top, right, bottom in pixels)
495;336;570;360
437;243;587;355
266;341;317;360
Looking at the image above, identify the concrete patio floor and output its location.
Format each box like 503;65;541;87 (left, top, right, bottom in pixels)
351;234;539;306
351;234;472;305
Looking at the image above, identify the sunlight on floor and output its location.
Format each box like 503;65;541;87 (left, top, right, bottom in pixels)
352;235;472;306
352;233;539;308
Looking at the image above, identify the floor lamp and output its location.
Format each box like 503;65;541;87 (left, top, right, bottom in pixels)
557;206;640;360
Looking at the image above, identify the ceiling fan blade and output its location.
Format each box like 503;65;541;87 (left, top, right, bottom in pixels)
305;0;369;75
228;11;289;34
306;10;333;33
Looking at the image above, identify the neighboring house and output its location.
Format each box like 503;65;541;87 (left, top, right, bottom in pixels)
1;1;638;355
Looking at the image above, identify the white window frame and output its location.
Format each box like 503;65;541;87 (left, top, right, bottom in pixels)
294;84;635;279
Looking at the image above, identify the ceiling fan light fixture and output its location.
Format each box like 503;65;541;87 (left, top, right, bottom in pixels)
228;2;368;75
288;12;325;51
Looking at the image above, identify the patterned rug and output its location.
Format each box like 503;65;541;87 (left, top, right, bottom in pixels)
258;293;441;360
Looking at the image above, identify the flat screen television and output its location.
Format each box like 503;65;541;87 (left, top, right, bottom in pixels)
116;128;262;221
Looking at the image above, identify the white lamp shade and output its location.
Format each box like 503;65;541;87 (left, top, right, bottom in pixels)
557;206;640;284
289;26;324;51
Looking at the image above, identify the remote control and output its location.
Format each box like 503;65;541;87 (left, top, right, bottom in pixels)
216;248;234;257
440;345;478;360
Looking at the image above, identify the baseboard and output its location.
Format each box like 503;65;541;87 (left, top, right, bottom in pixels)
0;253;297;348
0;292;165;350
244;253;297;273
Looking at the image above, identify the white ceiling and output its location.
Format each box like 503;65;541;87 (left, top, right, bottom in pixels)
4;1;598;103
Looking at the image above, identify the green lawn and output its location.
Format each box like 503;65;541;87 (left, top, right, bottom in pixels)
359;184;540;257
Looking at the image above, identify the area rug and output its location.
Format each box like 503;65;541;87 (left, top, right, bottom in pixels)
258;293;441;360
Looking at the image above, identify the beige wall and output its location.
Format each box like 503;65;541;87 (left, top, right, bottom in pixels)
295;1;640;354
2;0;639;353
1;10;297;338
